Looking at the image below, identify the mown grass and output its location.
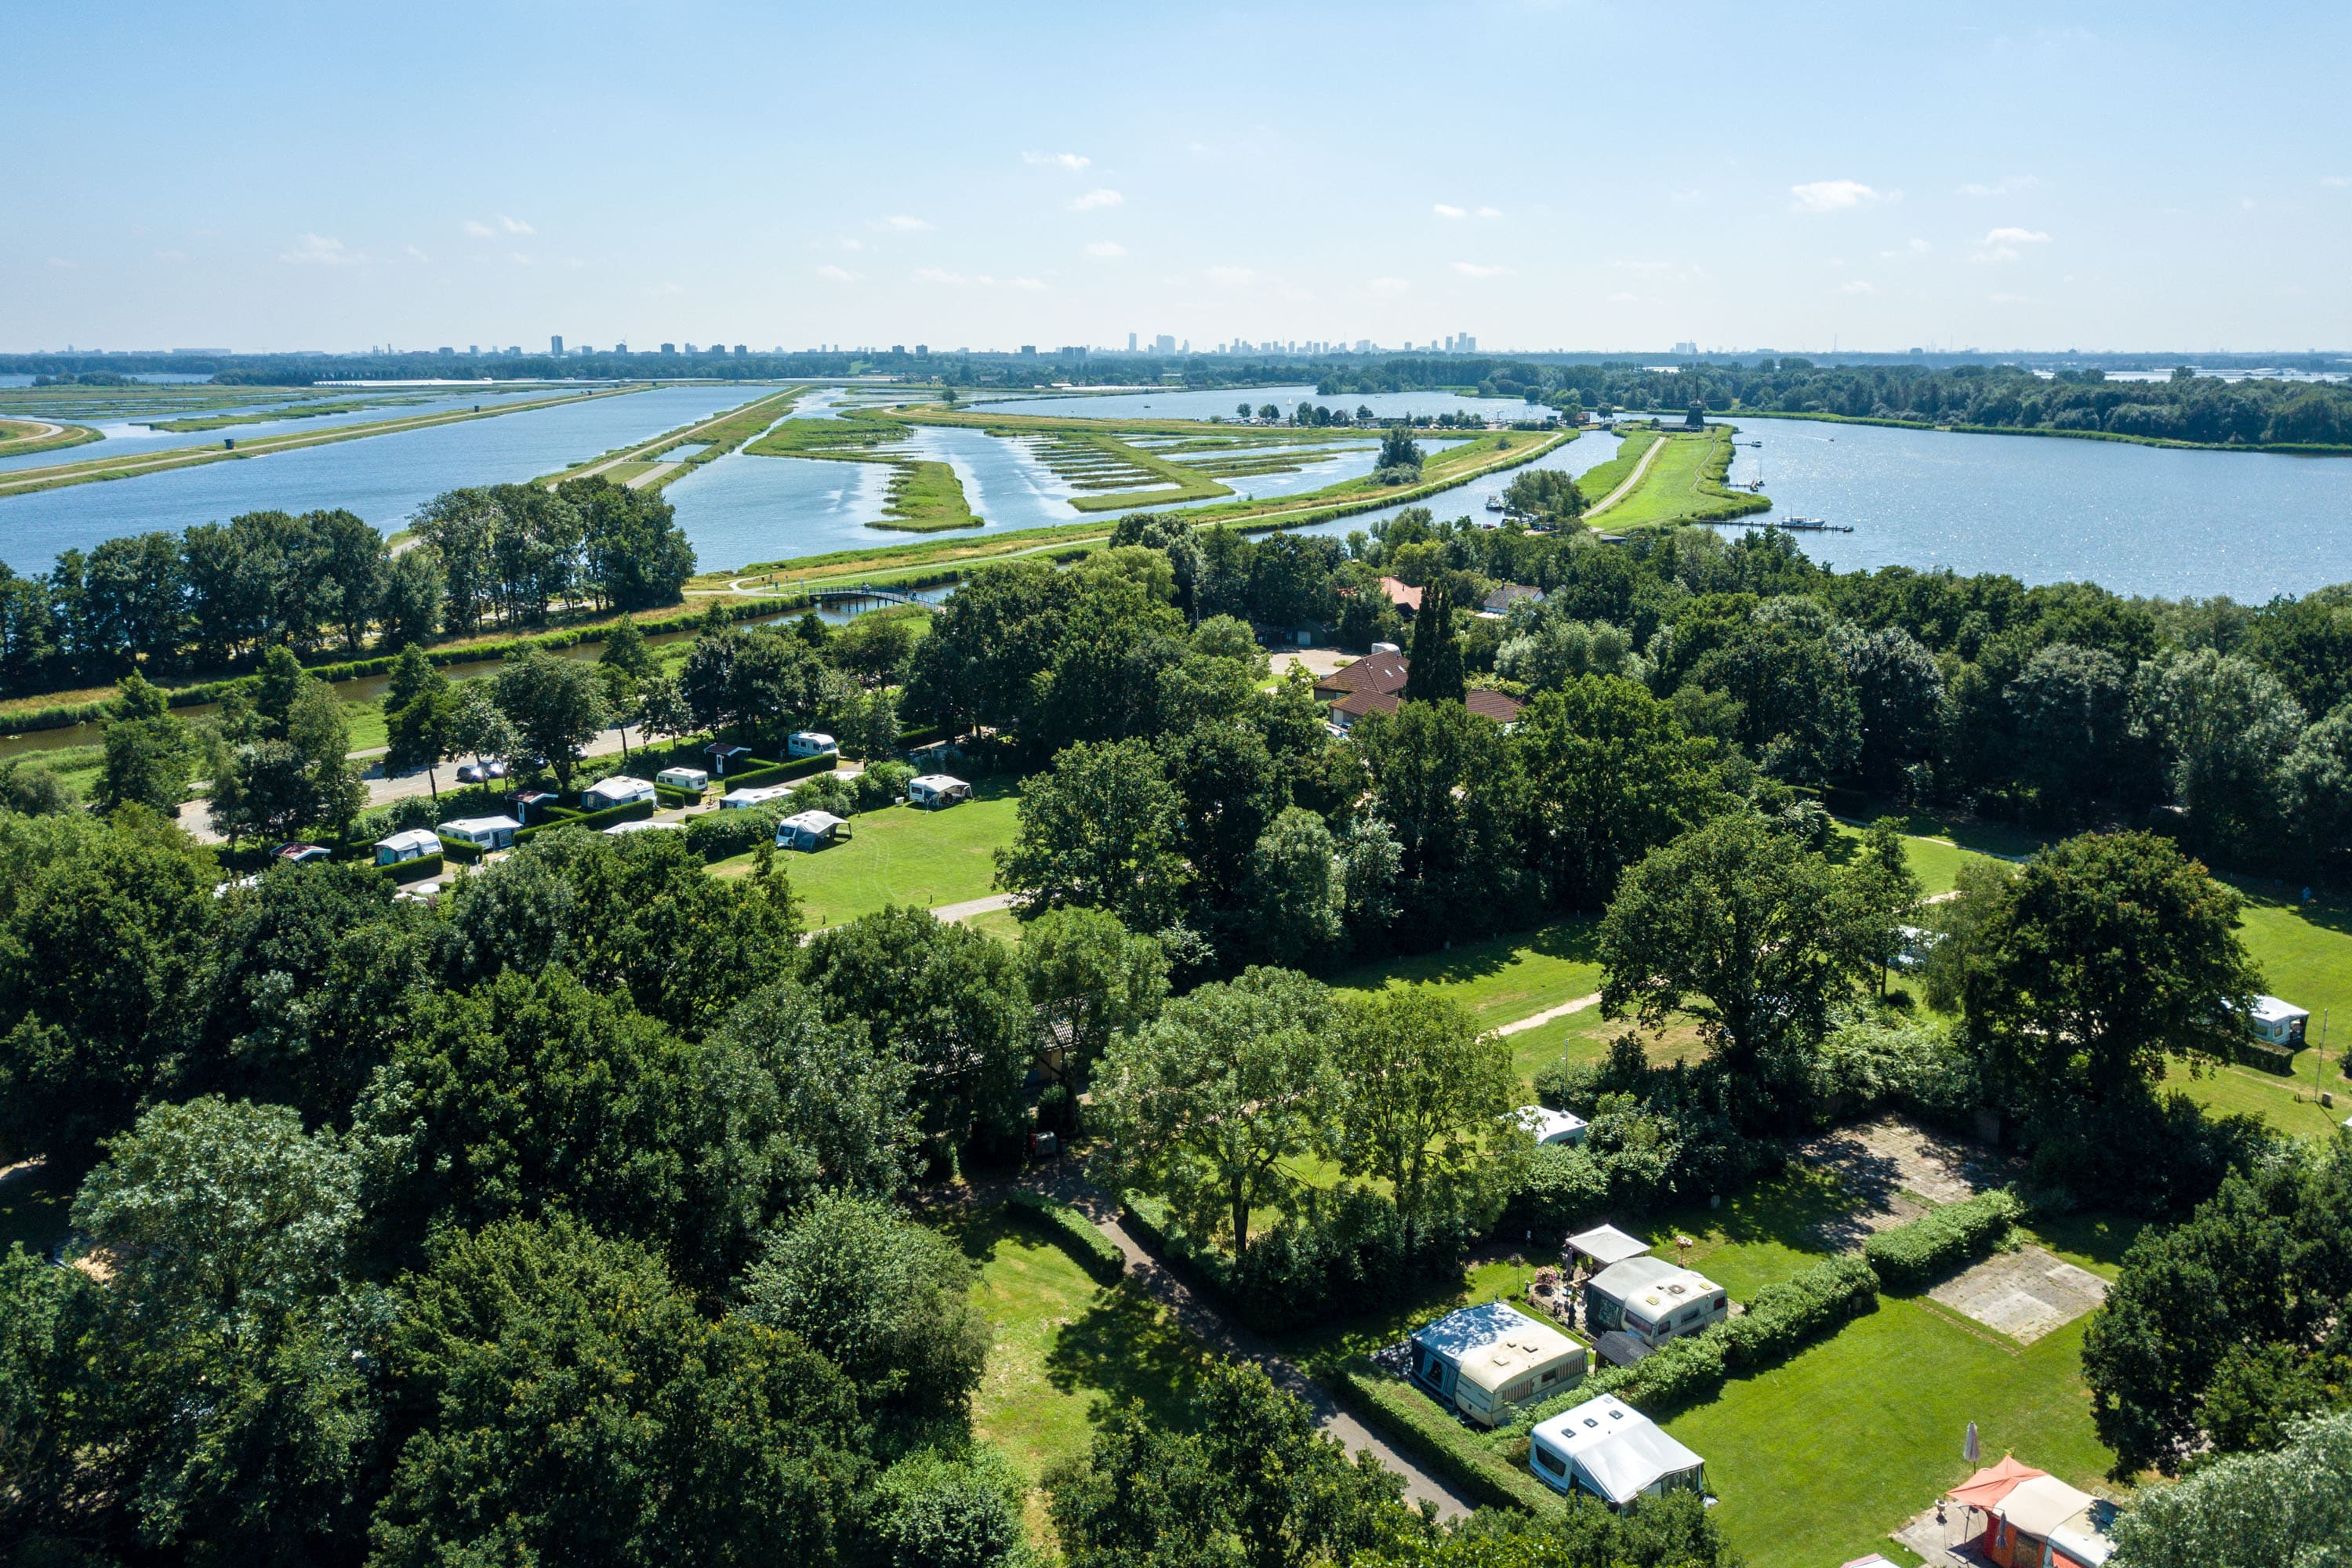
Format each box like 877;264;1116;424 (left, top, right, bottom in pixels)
1331;919;1602;1028
947;1203;1214;1542
873;459;982;532
1586;426;1770;531
710;777;1022;927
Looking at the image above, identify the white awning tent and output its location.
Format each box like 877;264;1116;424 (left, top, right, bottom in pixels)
1998;1475;2114;1563
374;829;442;864
1528;1393;1705;1508
583;775;656;809
604;819;684;835
720;785;796;809
775;809;848;849
1566;1225;1651;1271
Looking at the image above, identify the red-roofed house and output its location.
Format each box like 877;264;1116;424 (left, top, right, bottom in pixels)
1316;650;1410;702
1377;576;1424;614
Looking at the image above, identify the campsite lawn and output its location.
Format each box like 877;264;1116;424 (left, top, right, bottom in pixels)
949;1203;1213;1538
710;775;1022;927
1662;1303;2114;1568
1331;919;1602;1028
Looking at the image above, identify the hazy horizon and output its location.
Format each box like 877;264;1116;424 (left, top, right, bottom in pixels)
7;2;2349;357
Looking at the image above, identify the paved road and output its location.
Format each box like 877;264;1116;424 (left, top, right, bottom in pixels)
932;891;1016;923
1080;1203;1475;1519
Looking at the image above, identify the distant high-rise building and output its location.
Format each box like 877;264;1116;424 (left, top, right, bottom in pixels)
550;335;564;354
1461;334;1475;353
1019;345;1037;357
660;343;675;354
684;343;698;354
1355;339;1371;353
1128;332;1138;352
468;344;479;355
915;344;928;356
735;344;747;355
437;346;454;356
1153;334;1176;354
1672;340;1698;356
615;342;628;354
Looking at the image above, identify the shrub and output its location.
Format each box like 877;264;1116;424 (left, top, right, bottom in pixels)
1813;1010;1984;1127
437;835;484;864
789;771;858;818
1864;1189;2024;1289
686;804;782;862
1330;1357;1563;1513
856;760;916;812
1224;1189;1469;1334
1499;1142;1611;1241
1005;1192;1124;1284
376;851;444;884
721;753;835;792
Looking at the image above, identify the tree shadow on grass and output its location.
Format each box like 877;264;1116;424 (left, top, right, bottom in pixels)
0;1158;69;1259
1635;1163;1878;1269
1332;917;1600;997
1042;1280;1217;1422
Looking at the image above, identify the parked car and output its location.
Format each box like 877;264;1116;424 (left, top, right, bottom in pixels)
457;762;488;785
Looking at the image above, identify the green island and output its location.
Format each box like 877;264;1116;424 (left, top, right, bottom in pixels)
0;416;100;457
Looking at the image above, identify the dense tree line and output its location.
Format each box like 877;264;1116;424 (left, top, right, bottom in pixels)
0;477;695;699
1316;357;2352;447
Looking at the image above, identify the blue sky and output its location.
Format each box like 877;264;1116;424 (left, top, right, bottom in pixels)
5;2;2347;355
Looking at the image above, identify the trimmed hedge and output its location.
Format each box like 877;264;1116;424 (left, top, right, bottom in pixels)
1864;1189;2024;1290
1330;1356;1564;1513
1005;1192;1126;1284
436;836;484;864
376;852;444;884
515;797;656;843
653;782;700;808
719;753;836;792
1523;1253;1882;1426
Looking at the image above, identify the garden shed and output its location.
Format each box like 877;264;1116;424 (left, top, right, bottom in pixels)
1527;1393;1706;1509
373;829;441;866
1407;1301;1587;1428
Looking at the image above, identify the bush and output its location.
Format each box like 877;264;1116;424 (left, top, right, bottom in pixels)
1005;1192;1124;1284
789;771;858;818
1864;1189;2024;1289
1329;1357;1564;1513
1499;1142;1611;1241
1224;1189;1468;1334
856;760;916;812
1813;1010;1984;1127
721;753;835;792
686;804;782;861
2025;1091;2274;1218
376;851;444;884
437;835;485;864
515;797;655;843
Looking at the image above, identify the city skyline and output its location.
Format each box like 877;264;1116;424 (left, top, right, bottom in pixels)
5;2;2350;354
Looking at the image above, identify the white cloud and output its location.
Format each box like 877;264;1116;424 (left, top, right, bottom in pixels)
154;248;189;263
2241;197;2257;210
463;220;495;238
1433;203;1466;219
911;267;1039;289
1607;290;1638;303
653;281;684;296
1476;205;1503;219
1010;276;1046;290
405;245;430;262
48;256;74;270
1452;261;1512;278
1024;151;1091;170
1988;292;2033;304
815;263;859;281
1960;175;2040;197
1788;180;1895;213
1669;188;1703;204
1206;265;1254;284
2325;176;2349;188
497;214;533;234
878;214;933;231
1084;241;1127;257
1911;238;1932;252
1067;188;1123;210
281;232;359;265
914;266;966;284
1839;279;1875;294
1984;227;2051;244
1367;276;1411;295
837;237;866;251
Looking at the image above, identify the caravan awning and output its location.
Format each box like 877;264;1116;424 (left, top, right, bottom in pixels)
1566;1225;1651;1269
1948;1456;2045;1512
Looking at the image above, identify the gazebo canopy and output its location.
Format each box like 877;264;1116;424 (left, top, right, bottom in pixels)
1566;1225;1651;1269
1948;1455;2045;1512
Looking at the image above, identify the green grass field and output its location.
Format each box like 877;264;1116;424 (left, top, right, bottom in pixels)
949;1203;1212;1538
711;777;1022;927
1331;919;1602;1026
873;459;983;531
1664;1303;2114;1568
1584;426;1770;531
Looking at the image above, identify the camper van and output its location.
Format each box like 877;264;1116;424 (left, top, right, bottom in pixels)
1408;1302;1587;1428
787;731;838;760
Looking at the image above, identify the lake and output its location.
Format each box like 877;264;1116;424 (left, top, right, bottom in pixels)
0;383;775;572
0;386;563;475
1708;419;2352;599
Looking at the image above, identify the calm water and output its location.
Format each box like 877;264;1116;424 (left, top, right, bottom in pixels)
1711;419;2352;598
0;387;561;475
0;383;776;571
974;383;1552;424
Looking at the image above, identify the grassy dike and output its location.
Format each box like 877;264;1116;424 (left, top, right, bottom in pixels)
1584;424;1773;531
0;419;102;458
0;384;655;498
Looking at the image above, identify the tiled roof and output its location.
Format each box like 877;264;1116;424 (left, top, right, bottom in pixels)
1467;688;1526;723
1316;650;1410;696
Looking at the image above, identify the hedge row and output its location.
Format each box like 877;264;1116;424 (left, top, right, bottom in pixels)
376;852;443;884
720;753;837;793
1004;1192;1126;1285
1327;1357;1564;1514
1864;1189;2024;1290
436;836;484;865
515;797;657;844
1519;1253;1882;1427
